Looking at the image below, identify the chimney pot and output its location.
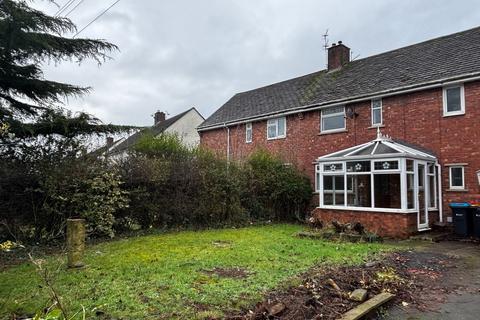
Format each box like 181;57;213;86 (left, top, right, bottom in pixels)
327;41;350;71
154;111;166;125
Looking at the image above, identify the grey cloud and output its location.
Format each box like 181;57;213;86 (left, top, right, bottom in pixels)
32;0;480;126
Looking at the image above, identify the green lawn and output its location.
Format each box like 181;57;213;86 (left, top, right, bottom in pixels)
0;224;389;319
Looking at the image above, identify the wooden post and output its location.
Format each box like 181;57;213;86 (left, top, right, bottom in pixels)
66;218;85;268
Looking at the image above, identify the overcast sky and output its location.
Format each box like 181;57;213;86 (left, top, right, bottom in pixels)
33;0;480;127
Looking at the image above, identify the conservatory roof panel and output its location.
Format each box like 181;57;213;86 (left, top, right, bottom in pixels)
373;143;400;155
317;131;436;162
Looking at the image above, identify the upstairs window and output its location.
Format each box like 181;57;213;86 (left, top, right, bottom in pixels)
245;122;252;143
267;117;286;140
449;166;465;190
443;85;465;116
321;106;345;133
371;99;383;126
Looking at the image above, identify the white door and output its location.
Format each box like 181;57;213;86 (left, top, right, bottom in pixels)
417;162;429;230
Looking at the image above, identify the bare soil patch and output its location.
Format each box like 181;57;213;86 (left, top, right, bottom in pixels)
225;250;457;320
212;240;233;247
202;267;251;279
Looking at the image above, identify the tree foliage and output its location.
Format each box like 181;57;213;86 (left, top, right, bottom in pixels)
0;133;313;242
0;137;129;241
0;0;128;140
116;134;312;231
241;150;313;221
0;2;314;241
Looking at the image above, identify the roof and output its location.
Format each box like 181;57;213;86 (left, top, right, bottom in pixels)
108;107;198;154
199;26;480;130
316;130;437;163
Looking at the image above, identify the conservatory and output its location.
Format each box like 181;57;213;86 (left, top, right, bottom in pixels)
315;131;442;231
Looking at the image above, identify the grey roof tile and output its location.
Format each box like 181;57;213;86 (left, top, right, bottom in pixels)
199;26;480;129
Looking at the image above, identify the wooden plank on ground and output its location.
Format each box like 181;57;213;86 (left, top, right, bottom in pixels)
340;292;395;320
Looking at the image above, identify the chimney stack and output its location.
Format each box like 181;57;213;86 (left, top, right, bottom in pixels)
327;41;350;71
106;136;114;148
154;111;166;125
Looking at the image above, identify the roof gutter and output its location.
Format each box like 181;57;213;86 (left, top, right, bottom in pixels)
198;72;480;132
314;153;436;163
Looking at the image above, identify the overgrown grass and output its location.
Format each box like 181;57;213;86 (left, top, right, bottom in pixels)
0;224;390;319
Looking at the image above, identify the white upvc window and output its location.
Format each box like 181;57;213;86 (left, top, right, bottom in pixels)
321;106;345;133
320;162;345;206
267;117;286;140
371;99;383;126
443;85;465;117
449;166;465;190
372;160;400;172
317;158;439;213
245;122;252;143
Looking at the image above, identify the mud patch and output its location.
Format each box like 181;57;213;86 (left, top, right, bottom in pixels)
224;250;457;320
138;292;150;304
193;302;211;312
212;240;233;248
202;267;250;279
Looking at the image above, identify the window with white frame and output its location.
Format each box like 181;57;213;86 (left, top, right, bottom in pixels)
443;85;465;116
449;166;465;189
346;160;371;208
322;163;345;205
406;160;415;209
373;160;401;209
318;158;439;212
321;106;345;133
371;99;383;126
245;122;252;143
267;117;286;139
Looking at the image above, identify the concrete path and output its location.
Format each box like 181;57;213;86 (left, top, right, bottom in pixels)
383;241;480;320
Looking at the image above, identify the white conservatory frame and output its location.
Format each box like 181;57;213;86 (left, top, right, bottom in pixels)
315;131;442;229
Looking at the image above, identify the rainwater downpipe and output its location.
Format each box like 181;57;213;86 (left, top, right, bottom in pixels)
225;123;230;163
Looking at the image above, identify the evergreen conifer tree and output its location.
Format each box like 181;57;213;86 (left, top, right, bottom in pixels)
0;0;126;140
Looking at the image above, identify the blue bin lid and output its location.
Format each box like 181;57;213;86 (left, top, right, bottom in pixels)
449;202;471;208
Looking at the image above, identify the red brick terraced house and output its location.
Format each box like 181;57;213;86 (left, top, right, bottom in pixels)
198;27;480;238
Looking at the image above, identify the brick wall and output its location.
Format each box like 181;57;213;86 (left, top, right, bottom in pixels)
311;208;440;238
200;80;480;223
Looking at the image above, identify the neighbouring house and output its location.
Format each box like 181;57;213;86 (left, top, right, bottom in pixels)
198;27;480;238
104;107;204;159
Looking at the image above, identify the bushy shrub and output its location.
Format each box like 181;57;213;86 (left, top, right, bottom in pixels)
0;132;313;243
191;150;245;227
133;132;191;160
69;171;129;237
116;134;312;231
0;138;128;241
240;150;313;221
117;135;246;230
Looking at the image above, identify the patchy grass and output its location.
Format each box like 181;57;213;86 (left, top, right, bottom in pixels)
0;224;390;319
